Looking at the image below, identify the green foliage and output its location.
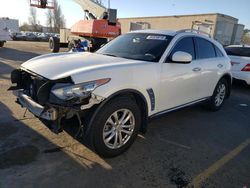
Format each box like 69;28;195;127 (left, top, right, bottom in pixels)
46;0;66;33
242;29;250;45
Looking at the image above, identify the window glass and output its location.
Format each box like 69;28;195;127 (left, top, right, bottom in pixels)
215;46;224;57
225;47;250;57
97;33;173;62
196;38;216;59
170;37;195;59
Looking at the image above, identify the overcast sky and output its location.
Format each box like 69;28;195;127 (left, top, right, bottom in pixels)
0;0;250;28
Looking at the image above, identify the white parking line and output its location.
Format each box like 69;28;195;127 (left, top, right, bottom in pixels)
157;136;191;150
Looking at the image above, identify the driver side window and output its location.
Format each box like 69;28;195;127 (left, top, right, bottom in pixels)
170;37;196;60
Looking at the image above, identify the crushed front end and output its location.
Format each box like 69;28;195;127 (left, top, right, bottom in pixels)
10;68;106;134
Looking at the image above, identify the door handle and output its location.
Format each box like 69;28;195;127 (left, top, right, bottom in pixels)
217;64;223;68
192;67;201;72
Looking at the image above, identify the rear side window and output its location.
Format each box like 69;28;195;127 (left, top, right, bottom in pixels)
195;37;216;59
225;47;250;57
170;37;195;59
214;46;224;57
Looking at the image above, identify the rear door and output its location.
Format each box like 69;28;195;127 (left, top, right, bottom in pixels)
194;37;224;98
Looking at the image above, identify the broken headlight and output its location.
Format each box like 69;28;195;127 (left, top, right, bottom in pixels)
51;78;110;101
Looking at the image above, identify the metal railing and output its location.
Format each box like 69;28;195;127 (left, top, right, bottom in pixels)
176;29;212;38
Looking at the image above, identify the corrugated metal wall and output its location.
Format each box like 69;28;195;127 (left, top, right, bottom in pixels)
118;14;244;45
0;18;19;32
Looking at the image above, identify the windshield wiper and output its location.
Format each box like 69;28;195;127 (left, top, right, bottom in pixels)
101;53;120;57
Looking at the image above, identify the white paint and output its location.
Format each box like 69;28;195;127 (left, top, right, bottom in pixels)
20;30;232;117
228;51;250;85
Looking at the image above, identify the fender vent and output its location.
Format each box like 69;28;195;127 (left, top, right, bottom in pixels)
147;88;155;111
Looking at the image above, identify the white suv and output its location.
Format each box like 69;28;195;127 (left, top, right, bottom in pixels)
11;30;232;157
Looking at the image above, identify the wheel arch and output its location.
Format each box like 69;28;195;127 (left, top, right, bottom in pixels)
220;73;232;98
87;89;149;136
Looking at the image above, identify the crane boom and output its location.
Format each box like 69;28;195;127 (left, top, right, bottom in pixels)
74;0;107;19
29;0;121;53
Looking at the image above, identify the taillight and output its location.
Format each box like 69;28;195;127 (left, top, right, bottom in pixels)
241;64;250;72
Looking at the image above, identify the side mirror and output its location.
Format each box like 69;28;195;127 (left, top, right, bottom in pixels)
171;51;192;63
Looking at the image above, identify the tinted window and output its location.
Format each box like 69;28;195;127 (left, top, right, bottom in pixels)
215;46;224;57
97;33;173;62
170;37;195;59
225;47;250;57
196;38;216;59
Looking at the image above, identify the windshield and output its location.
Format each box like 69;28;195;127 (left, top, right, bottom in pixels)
97;33;173;62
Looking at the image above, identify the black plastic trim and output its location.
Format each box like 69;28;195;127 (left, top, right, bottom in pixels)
149;97;209;119
146;88;155;111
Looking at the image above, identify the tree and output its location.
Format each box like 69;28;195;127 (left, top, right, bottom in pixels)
242;29;250;45
53;0;66;32
46;0;66;33
29;7;39;31
46;9;53;32
20;22;30;31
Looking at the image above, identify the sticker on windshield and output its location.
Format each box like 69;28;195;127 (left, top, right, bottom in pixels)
146;35;167;40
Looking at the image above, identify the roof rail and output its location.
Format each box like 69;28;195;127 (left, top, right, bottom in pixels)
176;29;212;38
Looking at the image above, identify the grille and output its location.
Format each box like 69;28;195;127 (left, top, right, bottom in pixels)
22;72;52;105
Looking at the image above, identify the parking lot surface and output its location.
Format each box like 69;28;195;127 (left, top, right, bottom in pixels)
0;41;250;188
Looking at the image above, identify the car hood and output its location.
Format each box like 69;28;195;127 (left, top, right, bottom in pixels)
21;52;145;81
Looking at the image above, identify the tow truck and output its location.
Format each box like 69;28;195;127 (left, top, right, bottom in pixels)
30;0;121;52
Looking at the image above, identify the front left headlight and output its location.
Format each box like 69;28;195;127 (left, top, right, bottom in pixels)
51;78;110;101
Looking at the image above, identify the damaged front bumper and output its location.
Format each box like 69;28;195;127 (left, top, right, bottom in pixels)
11;68;106;134
14;90;57;121
14;89;105;134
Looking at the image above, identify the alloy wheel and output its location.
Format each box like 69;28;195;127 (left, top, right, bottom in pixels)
215;83;226;107
103;109;135;149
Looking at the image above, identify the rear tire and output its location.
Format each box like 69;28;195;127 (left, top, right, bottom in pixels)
88;97;141;158
49;37;60;53
206;78;228;111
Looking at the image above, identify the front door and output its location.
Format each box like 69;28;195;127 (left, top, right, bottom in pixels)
158;37;202;112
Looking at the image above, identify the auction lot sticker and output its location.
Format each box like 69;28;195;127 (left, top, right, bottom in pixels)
147;35;167;40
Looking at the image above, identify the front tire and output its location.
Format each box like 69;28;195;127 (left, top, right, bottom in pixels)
89;97;141;158
207;78;228;111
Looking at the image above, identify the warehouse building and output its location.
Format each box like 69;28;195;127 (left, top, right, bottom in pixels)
0;17;19;32
0;17;19;43
118;13;244;46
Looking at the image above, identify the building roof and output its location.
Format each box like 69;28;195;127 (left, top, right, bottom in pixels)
118;13;238;22
0;17;18;21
